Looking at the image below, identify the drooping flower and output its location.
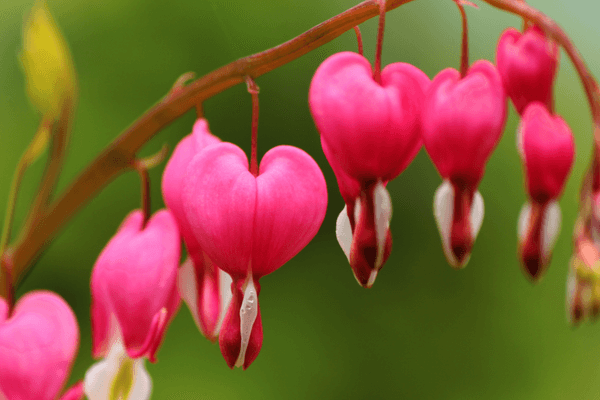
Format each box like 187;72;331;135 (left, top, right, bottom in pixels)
183;143;327;368
162;118;232;341
0;291;79;400
86;209;180;397
517;102;574;280
309;51;429;287
496;25;558;115
422;60;507;268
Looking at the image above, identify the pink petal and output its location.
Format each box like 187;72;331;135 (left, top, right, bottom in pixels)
184;143;327;278
252;145;328;277
90;209;180;361
0;291;79;400
178;256;232;341
183;143;256;279
59;381;84;400
422;60;507;186
310;52;429;183
520;102;575;202
496;26;558;114
162;118;220;266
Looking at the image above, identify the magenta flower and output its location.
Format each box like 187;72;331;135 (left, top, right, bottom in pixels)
183;143;327;368
90;209;180;361
422;60;507;268
496;26;558;115
0;291;79;400
309;51;429;287
162;117;232;341
517;102;574;279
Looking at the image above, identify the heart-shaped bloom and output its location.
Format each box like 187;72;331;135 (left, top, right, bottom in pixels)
517;102;574;280
90;209;180;362
0;291;79;400
422;60;507;268
183;143;327;368
496;26;558;115
87;209;179;399
162;118;231;341
309;51;430;286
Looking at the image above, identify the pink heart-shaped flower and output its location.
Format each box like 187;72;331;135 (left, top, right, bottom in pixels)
91;209;181;362
183;142;328;279
422;60;507;187
519;102;575;202
309;51;429;183
496;26;558;115
0;291;79;400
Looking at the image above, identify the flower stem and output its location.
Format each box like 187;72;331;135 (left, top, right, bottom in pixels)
246;76;260;177
373;0;387;84
354;26;364;56
453;0;470;77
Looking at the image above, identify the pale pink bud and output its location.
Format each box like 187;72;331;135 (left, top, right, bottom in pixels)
90;210;181;362
0;291;79;400
496;26;558;115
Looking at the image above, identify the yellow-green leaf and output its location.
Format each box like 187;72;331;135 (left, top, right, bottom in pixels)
20;0;76;119
24;120;51;164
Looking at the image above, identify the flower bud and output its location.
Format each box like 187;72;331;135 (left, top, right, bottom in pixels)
496;26;558;115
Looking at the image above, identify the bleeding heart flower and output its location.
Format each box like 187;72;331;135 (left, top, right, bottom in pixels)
422;60;507;268
183;143;327;368
496;25;558;115
90;209;181;363
0;291;79;400
309;51;429;286
517;102;574;280
162;118;230;341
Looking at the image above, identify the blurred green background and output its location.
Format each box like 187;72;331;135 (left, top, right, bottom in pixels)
1;0;600;398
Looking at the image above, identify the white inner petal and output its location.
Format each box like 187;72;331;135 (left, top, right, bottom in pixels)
517;202;532;242
177;258;201;332
84;337;152;400
215;269;233;335
235;278;259;368
433;180;457;266
373;182;392;268
541;201;561;259
471;190;485;241
335;206;352;261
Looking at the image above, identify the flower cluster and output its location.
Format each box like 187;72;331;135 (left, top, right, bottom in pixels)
497;25;574;280
0;2;591;398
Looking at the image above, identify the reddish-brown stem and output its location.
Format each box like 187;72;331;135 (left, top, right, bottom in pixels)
196;102;204;119
1;253;14;315
133;162;151;228
246;76;260;177
353;26;364;56
454;0;469;77
373;0;386;84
